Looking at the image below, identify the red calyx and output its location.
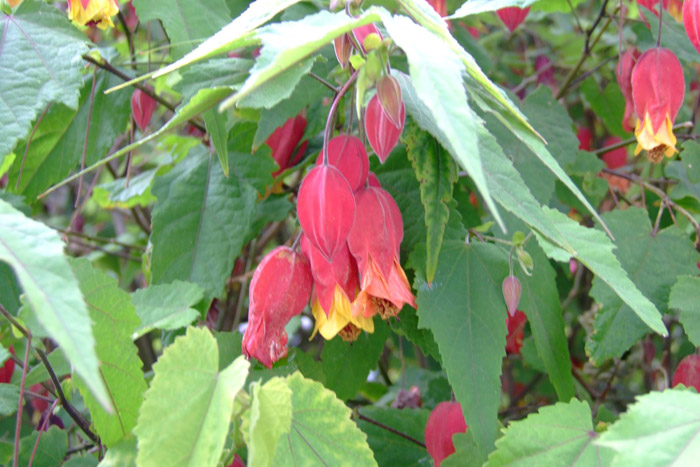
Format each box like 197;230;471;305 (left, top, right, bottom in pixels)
496;7;530;33
616;48;641;132
0;346;15;383
685;0;700;55
266;114;308;176
131;89;157;132
577;127;594;151
242;247;313;368
297;165;356;261
672;354;700;392
316;135;369;192
506;310;527;355
365;93;405;163
425;401;468;467
352;24;382;53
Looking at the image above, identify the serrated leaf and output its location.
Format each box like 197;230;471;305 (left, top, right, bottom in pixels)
70;258;147;447
132;0;232;60
383;14;502;231
670;276;700;347
222;9;381;110
321;320;390;401
243;377;293;467
533;207;667;338
150;147;257;300
272;372;377;466
9;72;131;200
403;120;457;284
17;426;67;467
93;169;158;209
597;388;700;466
0;199;109;409
203;109;230;176
134;328;250;467
516;242;575;400
416;241;508;462
0;0;88;158
488;399;613;466
357;407;431;466
0;384;19;416
586;208;698;362
131;280;205;339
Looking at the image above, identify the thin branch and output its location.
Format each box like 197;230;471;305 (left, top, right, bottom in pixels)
14;334;31;467
53;227;145;251
28;399;59;467
594;121;693;154
308;72;338;93
356;412;426;448
323;69;360;164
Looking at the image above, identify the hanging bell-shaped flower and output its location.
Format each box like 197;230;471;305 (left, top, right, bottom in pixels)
425;402;468;467
131;89;158;132
266;114;308;176
365;93;405;163
316;135;369;192
496;7;530;32
684;0;700;55
616;48;641;132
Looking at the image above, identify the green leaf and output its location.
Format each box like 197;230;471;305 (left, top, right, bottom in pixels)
93;169;158;209
0;199;109;409
442;432;482;467
134;327;250;467
131;280;205;339
670;276;700;347
516;241;575;401
597;388;700;466
24;349;70;387
416;241;508;462
403;120;458;284
222;9;382;110
0;384;19;416
69;259;147;447
63;454;99;467
643;7;700;64
580;79;627;138
237;55;317;109
17;426;67;467
533;207;668;338
203;110;230;177
150;147;257;300
586;208;698;362
321;321;390;400
97;437;137;467
228;122;277;194
451;0;538;16
174;58;252;104
357;407;430;466
132;0;232;60
272;372;377;466
150;0;303;80
666;141;700;206
243;377;293;467
9;72;131;200
383;14;502;231
0;262;22;315
488;399;613;466
0;0;88;158
390;306;441;363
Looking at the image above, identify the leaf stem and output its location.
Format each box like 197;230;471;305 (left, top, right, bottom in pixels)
356;412;426;448
14;333;31;467
323;69;360;164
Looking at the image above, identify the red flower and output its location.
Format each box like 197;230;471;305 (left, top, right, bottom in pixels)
684;0;700;55
497;7;530;32
365;93;405;163
426;0;447;17
506;310;527;355
0;346;15;383
315;135;369;192
577;127;593;151
131;89;157;131
672;354;700;392
266;114;308;176
425;402;468;467
242;247;313;368
348;187;416;320
616;48;641;132
631;47;685;163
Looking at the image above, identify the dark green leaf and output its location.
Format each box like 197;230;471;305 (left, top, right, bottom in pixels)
17;426;67;467
0;384;19;416
357;407;430;466
670;276;700;347
580;79;627;138
203;110;230;177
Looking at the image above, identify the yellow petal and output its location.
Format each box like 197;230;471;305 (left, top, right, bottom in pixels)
311;286;374;340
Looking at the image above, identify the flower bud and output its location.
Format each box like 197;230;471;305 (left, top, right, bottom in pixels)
297;165;356;261
502;274;522;317
131;89;157;131
425;402;468;467
506;310;527;355
496;7;530;32
684;0;700;55
376;75;403;128
242;247;313;369
365;93;405;163
316;135;369;191
334;34;352;69
266;114;308;176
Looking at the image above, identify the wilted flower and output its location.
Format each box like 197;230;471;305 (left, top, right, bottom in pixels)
67;0;119;30
631;47;685;162
242;247;313;368
496;7;530;32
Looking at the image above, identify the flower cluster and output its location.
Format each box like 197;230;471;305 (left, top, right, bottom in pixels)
67;0;119;30
242;23;415;368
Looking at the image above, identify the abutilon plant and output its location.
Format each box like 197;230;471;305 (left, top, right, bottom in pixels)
365;93;406;162
352;23;383;53
684;0;700;54
266;114;308;176
131;89;157;132
315;135;369;191
631;47;685;163
425;402;469;467
242;246;313;368
66;0;119;29
502;274;522;317
496;7;530;32
506;310;527;355
0;346;14;383
616;48;641;132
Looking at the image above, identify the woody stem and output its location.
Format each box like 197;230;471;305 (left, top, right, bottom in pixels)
323;69;360;165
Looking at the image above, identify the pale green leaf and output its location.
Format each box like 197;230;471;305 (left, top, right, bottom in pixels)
488;399;612;466
0;384;19;416
93;169;158;209
17;426;67;467
131;280;205;339
0;199;109;409
98;437;137;467
174;58;252;104
237;55;317;109
416;241;508;462
134;327;250;467
272;372;377;466
0;0;88;158
357;407;431;466
597;388;700;466
70;258;147;447
150;148;257;300
132;0;231;60
670;276;700;347
243;377;293;467
203;109;230;176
